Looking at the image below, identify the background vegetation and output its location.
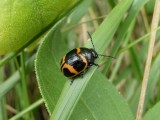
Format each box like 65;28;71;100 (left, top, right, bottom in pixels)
0;0;160;120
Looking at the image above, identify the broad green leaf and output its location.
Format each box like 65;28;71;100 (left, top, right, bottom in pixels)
142;101;160;120
35;26;66;113
35;0;133;119
69;71;134;120
0;0;80;54
51;0;133;119
36;24;134;119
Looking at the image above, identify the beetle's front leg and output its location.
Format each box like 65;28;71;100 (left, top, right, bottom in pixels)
89;62;100;67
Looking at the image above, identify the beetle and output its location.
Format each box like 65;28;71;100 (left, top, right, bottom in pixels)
60;32;114;84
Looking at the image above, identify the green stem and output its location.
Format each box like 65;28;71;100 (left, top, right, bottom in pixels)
0;54;35;99
9;98;44;120
20;51;30;119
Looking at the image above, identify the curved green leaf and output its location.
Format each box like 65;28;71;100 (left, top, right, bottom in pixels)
35;0;133;119
69;71;134;120
51;0;133;119
36;25;134;119
35;26;67;113
0;0;80;54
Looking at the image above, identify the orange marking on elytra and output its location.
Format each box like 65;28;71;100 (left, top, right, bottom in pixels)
61;56;66;72
61;56;66;66
62;63;78;77
76;48;81;54
62;49;89;78
78;54;88;72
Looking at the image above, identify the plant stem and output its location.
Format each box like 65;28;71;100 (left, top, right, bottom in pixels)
9;98;44;120
136;0;160;120
20;51;30;119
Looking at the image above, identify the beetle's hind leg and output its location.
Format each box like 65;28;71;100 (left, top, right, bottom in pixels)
70;79;75;85
80;71;85;78
70;71;85;85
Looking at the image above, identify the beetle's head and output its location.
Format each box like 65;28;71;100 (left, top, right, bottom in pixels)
90;48;98;58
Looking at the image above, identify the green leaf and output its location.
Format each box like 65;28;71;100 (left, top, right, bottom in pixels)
35;26;67;114
0;0;80;54
102;0;150;74
70;71;134;120
35;0;133;119
0;54;35;98
36;27;134;119
142;101;160;120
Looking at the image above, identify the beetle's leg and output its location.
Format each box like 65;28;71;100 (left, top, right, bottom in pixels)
70;72;84;85
80;71;85;78
70;79;75;85
90;62;100;67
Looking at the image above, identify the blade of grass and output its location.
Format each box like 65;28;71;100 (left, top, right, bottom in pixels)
9;98;44;120
117;26;160;55
129;47;143;80
109;19;135;82
19;51;30;119
0;66;7;120
0;54;35;99
102;0;150;74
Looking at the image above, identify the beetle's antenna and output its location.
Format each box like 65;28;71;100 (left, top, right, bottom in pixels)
98;54;116;59
87;32;96;50
87;32;116;59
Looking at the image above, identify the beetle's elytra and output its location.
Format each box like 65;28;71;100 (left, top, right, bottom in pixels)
60;32;114;84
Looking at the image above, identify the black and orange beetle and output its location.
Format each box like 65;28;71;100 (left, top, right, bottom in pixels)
60;32;114;84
